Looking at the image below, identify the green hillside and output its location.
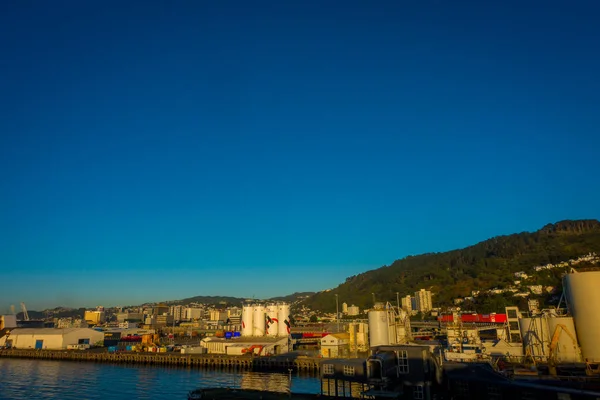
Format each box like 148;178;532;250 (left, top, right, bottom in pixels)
302;220;600;313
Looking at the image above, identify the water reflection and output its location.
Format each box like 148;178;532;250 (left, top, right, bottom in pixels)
239;370;292;392
321;378;366;398
0;359;321;400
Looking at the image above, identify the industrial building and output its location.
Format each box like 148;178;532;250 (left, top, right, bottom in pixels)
200;335;290;356
368;303;411;347
84;310;105;325
0;315;17;330
0;328;104;350
320;333;350;358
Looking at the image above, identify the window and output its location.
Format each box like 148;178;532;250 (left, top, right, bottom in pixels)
509;322;519;331
343;365;355;376
456;380;469;396
323;364;334;375
398;350;409;374
487;385;501;400
413;385;424;400
507;309;517;319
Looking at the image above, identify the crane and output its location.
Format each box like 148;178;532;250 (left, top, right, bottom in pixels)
548;324;580;376
20;302;30;321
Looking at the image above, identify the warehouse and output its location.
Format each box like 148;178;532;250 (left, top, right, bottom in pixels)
0;328;104;350
200;336;289;355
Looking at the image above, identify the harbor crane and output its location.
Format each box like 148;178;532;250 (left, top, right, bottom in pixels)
20;302;30;321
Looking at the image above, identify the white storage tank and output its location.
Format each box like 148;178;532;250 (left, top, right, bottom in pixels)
277;303;291;336
368;309;390;347
563;270;600;362
252;305;265;337
519;317;551;359
241;305;254;337
547;317;581;363
265;304;279;337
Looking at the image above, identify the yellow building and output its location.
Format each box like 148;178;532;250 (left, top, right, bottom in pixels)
320;333;350;358
84;310;105;325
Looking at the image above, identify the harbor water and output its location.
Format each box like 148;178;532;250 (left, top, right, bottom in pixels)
0;358;321;400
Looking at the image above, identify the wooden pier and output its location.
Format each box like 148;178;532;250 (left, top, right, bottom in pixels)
0;349;321;372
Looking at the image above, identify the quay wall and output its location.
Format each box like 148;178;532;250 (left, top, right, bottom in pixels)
0;349;320;372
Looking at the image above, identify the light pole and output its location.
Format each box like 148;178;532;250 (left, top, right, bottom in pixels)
396;292;400;312
335;294;340;333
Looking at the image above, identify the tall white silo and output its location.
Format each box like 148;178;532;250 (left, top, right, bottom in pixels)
563;270;600;362
253;305;266;337
265;304;279;337
277;303;291;336
241;304;254;336
368;308;390;347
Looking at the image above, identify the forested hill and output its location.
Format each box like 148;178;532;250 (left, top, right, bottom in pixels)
302;220;600;313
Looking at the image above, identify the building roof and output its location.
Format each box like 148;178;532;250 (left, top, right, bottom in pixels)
202;336;288;344
323;333;350;340
4;328;101;335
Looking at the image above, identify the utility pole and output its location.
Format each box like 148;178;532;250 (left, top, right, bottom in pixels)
335;294;340;333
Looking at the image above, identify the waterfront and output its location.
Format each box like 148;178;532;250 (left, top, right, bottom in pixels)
0;358;321;400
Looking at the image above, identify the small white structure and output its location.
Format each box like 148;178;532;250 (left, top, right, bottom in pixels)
0;328;104;350
321;333;350;358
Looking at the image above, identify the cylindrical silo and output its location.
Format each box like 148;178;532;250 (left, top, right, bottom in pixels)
253;305;265;337
563;270;600;362
241;304;254;336
368;309;390;347
519;317;551;360
277;303;291;336
265;303;279;337
547;317;582;363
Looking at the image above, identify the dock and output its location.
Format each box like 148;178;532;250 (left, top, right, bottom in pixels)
0;349;321;371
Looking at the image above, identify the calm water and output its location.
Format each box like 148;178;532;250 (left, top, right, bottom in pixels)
0;358;321;400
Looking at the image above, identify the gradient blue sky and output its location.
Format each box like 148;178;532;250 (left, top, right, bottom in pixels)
1;1;599;310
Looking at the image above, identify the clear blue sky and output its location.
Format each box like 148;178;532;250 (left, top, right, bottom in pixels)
1;1;599;310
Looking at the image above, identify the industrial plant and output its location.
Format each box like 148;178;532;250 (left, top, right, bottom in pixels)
2;269;600;399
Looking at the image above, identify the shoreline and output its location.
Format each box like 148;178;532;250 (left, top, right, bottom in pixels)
0;349;322;372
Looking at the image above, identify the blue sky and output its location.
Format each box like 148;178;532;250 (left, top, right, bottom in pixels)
1;1;599;310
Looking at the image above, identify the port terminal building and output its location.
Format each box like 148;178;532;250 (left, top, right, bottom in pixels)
0;328;104;350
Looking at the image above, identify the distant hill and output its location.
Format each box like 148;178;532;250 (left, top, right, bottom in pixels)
300;220;600;313
268;292;316;303
166;295;247;306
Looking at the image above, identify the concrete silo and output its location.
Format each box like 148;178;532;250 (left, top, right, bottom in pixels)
277;303;291;336
253;305;266;337
563;270;600;362
265;303;279;337
368;304;390;347
241;304;254;336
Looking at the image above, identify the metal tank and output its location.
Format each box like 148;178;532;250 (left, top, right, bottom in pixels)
547;317;581;363
265;303;279;337
368;309;390;347
519;316;551;360
563;270;600;362
241;304;254;336
277;303;291;336
252;305;265;337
